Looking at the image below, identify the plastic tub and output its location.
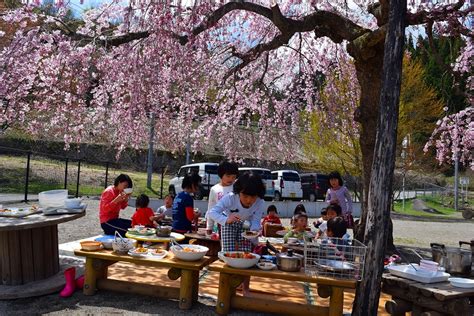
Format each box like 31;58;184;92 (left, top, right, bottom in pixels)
39;190;68;208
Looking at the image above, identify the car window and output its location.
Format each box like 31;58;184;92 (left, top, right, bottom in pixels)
178;167;187;177
301;175;315;183
283;172;300;182
271;173;278;180
205;165;218;174
188;166;199;175
262;170;272;180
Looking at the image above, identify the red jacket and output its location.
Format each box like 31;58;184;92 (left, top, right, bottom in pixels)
99;186;129;223
261;214;282;226
132;207;155;227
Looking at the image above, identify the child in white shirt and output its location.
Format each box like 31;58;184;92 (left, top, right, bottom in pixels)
205;161;239;234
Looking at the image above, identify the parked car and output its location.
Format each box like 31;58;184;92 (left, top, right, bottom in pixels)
168;163;219;200
238;167;275;201
300;173;329;201
271;170;303;201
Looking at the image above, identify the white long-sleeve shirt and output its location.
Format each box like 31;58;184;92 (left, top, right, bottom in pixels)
207;193;265;231
205;183;233;230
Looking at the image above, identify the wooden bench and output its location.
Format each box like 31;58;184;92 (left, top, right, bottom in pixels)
208;260;357;315
382;273;474;315
74;249;214;310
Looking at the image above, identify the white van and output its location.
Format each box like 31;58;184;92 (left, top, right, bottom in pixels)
168;163;219;200
271;170;303;201
238;167;275;201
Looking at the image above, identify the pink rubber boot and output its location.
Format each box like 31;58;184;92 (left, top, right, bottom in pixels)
60;267;76;297
75;275;85;289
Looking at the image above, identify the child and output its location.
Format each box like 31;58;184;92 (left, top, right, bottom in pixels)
172;173;202;233
290;203;307;226
284;213;312;243
325;171;353;228
313;208;328;229
261;205;281;226
131;194;157;228
261;205;282;236
208;171;265;296
326;216;350;239
155;194;173;222
317;204;342;238
205;161;239;234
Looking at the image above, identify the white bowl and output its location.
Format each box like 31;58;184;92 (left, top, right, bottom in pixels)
95;235;115;249
257;262;276;271
124;188;133;194
448;278;474;288
65;198;82;208
218;251;260;269
170;244;208;261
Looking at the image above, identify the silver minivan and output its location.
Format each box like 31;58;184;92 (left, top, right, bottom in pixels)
271;170;303;201
168;163;219;200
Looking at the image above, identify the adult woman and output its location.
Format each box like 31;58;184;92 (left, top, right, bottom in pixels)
172;173;202;233
99;174;133;235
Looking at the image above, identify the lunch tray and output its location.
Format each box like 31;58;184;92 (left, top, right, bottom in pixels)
387;264;450;283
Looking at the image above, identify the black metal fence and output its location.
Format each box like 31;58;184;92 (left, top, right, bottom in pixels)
0;146;169;202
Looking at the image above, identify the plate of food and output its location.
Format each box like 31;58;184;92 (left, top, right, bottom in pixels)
128;247;149;257
257;262;276;271
0;205;42;218
276;230;288;236
241;231;259;239
127;227;156;235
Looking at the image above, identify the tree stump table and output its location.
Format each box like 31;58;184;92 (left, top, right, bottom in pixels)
382;273;474;315
0;211;85;285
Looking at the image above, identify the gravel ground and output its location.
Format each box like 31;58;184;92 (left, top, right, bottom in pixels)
1;198;473;315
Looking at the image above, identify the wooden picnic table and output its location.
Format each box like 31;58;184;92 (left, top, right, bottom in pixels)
74;249;214;310
382;273;474;315
0;211;85;285
208;260;356;316
184;233;221;257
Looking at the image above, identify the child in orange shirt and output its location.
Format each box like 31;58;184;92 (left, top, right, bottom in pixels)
131;194;158;228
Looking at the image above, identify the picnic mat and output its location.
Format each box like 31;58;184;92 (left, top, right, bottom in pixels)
107;262;390;314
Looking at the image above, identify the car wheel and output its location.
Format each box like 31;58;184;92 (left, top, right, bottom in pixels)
309;193;316;202
169;186;176;197
274;191;282;201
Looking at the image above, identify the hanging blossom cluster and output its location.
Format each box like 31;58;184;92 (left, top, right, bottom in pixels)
0;0;471;162
424;107;474;170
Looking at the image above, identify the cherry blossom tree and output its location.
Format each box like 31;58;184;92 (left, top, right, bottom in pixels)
1;0;472;313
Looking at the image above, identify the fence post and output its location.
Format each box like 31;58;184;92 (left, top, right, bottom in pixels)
24;152;31;202
64;158;69;190
160;166;165;199
105;162;109;189
76;160;81;198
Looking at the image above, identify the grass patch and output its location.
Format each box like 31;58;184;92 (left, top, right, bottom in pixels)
0;155;170;198
394;237;418;245
393;196;458;217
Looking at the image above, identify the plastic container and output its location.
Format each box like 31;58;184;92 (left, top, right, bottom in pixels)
65;198;82;208
39;190;68;208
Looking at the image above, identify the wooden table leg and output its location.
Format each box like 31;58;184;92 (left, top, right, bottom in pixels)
216;272;234;315
192;270;200;302
329;287;344;316
179;269;194;310
83;258;97;295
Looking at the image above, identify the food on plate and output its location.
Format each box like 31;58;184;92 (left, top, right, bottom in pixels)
245;231;258;236
224;252;256;259
134;247;148;253
181;247;200;253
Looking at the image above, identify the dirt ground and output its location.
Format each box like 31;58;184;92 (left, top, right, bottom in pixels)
1;198;473;315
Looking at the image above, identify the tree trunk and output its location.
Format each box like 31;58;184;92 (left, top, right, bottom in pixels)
352;0;406;314
352;50;384;241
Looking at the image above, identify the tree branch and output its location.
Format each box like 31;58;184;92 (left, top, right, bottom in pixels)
406;0;469;25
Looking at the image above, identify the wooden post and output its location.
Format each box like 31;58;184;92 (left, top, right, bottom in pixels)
24;152;31;202
76;160;81;198
64;158;68;189
192;270;200;302
179;269;194;310
329;287;344;316
83;258;98;295
352;0;406;314
216;272;233;315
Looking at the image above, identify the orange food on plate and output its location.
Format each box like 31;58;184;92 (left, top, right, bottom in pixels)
135;247;148;253
182;247;199;253
224;252;255;259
